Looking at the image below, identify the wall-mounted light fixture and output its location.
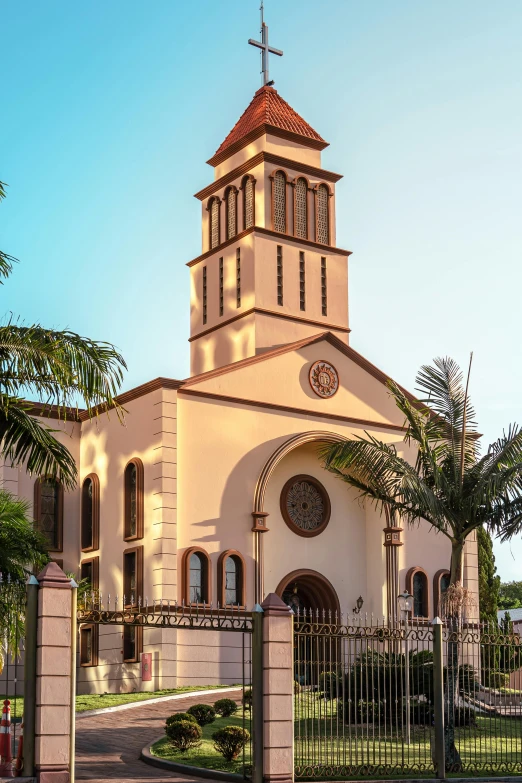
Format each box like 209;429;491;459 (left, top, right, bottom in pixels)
353;596;364;614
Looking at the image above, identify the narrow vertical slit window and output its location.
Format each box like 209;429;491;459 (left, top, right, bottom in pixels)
219;257;224;317
209;198;220;249
277;246;283;306
226;188;237;240
294;178;308;239
202;266;207;325
236;248;241;308
299;252;305;311
273;171;286;233
321;257;327;316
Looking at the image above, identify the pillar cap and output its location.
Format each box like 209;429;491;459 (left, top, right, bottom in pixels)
261;592;292;615
36;561;71;589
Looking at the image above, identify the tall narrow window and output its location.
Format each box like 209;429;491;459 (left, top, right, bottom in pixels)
236;248;241;308
321;257;327;316
299;252;305;311
209;197;220;249
316;184;330;245
406;567;429;618
34;478;63;551
124;459;144;541
243;177;254;229
202;266;207;325
123;625;142;663
434;570;451;616
226;188;237;240
81;474;99;552
80;557;99;592
294;178;308;239
218;551;245;607
277;246;283;306
273;171;286;233
123;546;143;607
80;625;98;667
219;257;224;316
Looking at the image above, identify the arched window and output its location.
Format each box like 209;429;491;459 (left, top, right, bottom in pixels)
316;183;330;245
34;477;63;551
226;188;237;240
209;197;220;249
124;458;144;541
406;567;429;618
433;569;451;616
294;178;308;239
218;550;246;607
81;474;99;552
243;176;255;229
273;171;287;233
182;547;211;605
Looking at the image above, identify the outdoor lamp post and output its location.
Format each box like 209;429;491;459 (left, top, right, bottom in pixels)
398;590;413;745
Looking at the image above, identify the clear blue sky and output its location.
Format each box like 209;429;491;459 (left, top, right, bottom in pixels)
3;1;522;580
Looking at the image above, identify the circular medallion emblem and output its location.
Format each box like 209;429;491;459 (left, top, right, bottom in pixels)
309;360;339;398
280;474;331;537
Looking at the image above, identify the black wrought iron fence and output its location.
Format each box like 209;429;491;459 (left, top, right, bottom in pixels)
293;609;522;779
0;574;28;776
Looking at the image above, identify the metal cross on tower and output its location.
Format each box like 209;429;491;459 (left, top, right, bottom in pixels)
248;1;283;87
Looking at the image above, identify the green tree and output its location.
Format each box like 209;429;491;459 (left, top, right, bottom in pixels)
477;526;500;624
320;357;522;769
498;581;522;610
0;181;126;489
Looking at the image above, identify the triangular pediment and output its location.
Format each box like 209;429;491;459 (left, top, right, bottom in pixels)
180;333;411;433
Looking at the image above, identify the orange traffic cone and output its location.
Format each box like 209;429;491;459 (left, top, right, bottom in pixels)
0;699;14;778
14;722;23;777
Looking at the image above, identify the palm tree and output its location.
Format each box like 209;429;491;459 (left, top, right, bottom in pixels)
320;356;522;769
0;180;126;489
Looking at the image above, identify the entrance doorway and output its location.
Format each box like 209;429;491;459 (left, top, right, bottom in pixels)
276;568;340;616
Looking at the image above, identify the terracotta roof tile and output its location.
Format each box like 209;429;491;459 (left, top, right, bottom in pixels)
214;86;326;158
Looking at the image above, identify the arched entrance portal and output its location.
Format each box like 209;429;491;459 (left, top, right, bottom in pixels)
275;569;340;616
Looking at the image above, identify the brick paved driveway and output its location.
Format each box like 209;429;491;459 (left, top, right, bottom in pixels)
75;689;242;783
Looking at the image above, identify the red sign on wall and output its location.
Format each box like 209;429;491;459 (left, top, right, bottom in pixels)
141;652;152;682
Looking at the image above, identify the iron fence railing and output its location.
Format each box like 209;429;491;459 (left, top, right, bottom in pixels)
293;609;522;779
0;574;28;776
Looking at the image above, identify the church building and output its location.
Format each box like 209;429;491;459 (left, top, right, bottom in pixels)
17;32;479;693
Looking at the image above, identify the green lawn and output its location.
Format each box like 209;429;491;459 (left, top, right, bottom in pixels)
151;707;252;776
0;684;237;722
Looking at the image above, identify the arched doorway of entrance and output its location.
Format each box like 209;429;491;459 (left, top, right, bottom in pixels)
275;569;340;616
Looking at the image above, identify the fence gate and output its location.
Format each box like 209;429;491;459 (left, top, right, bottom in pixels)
78;598;259;780
293;609;522;780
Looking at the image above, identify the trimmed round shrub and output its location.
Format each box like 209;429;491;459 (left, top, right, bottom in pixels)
166;719;202;752
166;711;198;728
484;671;510;690
187;702;216;726
242;688;252;710
454;706;477;727
319;671;342;699
212;725;250;761
214;698;238;717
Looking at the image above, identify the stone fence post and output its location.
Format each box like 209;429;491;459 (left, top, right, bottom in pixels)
35;562;74;783
261;593;294;783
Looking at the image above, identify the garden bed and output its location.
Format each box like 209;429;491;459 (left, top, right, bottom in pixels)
149;708;252;776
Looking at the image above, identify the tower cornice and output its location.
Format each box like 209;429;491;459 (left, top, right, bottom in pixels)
194;151;342;202
186;225;351;268
207;123;328;168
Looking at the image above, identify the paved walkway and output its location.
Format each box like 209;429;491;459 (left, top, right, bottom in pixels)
75;690;243;783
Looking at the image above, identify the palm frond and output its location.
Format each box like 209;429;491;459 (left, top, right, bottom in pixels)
0;396;77;489
0;323;126;415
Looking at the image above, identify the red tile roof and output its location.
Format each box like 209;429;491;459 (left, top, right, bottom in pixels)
213;86;326;160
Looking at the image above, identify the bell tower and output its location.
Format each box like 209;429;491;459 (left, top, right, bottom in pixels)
187;17;351;377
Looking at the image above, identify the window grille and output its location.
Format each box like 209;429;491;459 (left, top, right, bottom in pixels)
203;266;207;325
295;178;308;239
219;257;223;317
227;189;236;240
210;198;220;249
236;248;241;308
273;171;286;233
316;184;329;245
321;257;327;316
299;252;305;311
35;478;62;551
277;245;283;306
244;178;254;229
